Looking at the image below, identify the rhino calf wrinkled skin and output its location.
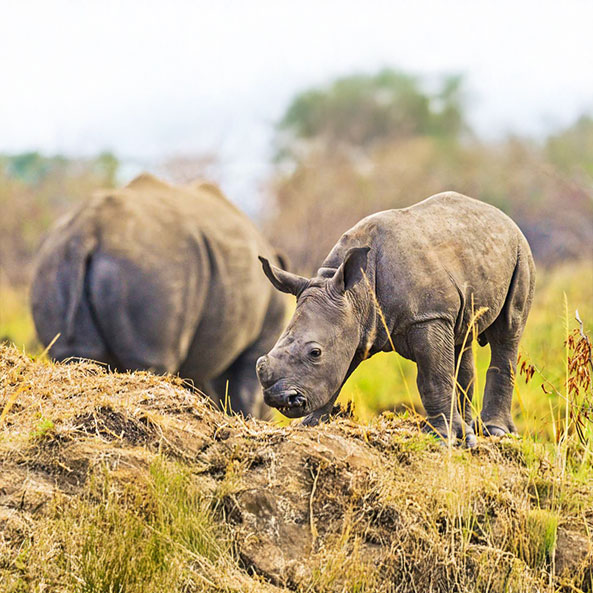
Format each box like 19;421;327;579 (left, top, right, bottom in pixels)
31;174;287;417
257;192;535;447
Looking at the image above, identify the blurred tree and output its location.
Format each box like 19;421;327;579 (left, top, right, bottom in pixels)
159;153;220;185
96;152;119;187
267;69;592;274
0;153;119;285
545;114;593;180
275;69;469;160
4;152;50;184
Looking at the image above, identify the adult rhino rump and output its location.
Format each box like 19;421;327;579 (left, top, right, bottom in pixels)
31;173;287;416
256;192;535;446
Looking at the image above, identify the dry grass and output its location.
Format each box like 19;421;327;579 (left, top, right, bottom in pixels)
1;344;592;592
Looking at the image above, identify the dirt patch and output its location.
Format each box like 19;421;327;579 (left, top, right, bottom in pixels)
1;344;592;592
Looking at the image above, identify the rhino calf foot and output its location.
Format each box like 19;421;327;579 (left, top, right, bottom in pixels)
298;398;340;427
483;425;507;437
464;431;478;448
472;417;517;438
300;413;324;427
423;418;477;449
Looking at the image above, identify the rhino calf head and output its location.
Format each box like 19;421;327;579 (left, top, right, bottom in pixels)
256;247;370;419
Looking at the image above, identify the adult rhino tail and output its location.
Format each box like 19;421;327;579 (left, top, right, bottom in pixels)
63;233;98;342
31;225;109;363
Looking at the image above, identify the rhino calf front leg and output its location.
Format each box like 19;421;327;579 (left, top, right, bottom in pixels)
300;397;338;427
455;343;475;425
408;321;477;448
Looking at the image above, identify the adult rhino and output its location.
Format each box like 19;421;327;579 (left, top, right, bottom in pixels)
256;192;535;446
31;173;287;416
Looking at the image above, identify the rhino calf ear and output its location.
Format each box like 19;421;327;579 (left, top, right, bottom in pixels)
259;256;308;296
332;247;371;293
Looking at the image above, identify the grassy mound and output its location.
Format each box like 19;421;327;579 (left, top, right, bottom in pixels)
1;344;592;592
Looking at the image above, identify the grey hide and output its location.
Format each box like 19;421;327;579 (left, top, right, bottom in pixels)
31;173;287;417
257;192;535;446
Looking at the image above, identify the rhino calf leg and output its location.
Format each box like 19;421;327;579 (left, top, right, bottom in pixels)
477;338;519;436
477;249;534;437
409;321;477;448
455;343;475;425
300;397;339;427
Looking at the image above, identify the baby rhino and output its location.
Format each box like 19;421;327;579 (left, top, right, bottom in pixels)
256;192;535;447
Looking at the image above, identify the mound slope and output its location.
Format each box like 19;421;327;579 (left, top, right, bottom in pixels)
0;344;591;592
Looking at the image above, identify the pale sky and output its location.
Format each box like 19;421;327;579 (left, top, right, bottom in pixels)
1;0;592;209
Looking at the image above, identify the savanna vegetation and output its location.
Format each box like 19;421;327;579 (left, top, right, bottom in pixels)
0;68;592;591
1;341;591;592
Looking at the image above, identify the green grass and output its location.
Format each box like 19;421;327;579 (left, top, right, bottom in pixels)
523;508;559;569
0;280;35;352
29;415;55;440
3;458;237;593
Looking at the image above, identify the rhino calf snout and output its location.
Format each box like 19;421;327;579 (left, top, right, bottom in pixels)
263;386;305;409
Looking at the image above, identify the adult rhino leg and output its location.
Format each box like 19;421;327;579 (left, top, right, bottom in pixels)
455;343;475;425
213;342;271;419
408;320;477;448
218;291;288;420
215;290;288;419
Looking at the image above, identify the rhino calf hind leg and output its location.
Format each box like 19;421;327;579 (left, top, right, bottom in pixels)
477;337;519;436
477;252;534;437
409;321;477;448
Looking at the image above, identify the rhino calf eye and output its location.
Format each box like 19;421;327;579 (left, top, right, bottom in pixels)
309;348;322;358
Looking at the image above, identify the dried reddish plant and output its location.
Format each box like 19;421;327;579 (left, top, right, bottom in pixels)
518;313;593;446
565;315;593;445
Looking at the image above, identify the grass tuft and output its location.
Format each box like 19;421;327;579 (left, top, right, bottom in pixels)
523;508;559;570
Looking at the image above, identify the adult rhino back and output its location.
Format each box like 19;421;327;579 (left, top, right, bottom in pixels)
31;174;287;416
257;191;535;446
